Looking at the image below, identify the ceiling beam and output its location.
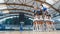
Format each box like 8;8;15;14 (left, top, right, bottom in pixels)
9;11;34;16
0;3;33;8
0;2;60;13
0;9;34;13
1;9;34;18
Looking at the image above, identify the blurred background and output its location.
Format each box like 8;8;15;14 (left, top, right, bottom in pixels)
0;0;60;31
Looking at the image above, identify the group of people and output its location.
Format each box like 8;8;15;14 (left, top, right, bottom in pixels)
33;5;56;32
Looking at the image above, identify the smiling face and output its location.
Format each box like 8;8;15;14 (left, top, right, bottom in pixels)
34;6;38;10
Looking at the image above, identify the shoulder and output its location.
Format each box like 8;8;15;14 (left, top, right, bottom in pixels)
43;7;47;9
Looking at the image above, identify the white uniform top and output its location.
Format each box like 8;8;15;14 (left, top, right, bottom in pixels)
33;16;39;22
39;16;43;20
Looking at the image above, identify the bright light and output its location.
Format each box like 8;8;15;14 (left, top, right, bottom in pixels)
29;18;33;20
58;19;60;21
0;0;4;3
2;10;10;13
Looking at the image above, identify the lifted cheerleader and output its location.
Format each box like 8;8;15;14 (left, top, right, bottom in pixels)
33;5;56;32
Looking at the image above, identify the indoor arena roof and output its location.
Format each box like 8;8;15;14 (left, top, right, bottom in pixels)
0;0;60;18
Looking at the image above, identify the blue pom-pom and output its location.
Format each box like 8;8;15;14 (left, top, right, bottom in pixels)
43;7;47;11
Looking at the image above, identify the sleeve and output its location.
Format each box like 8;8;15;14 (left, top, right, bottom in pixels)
43;7;47;11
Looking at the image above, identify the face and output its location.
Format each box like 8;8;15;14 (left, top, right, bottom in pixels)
34;7;38;10
40;6;43;8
